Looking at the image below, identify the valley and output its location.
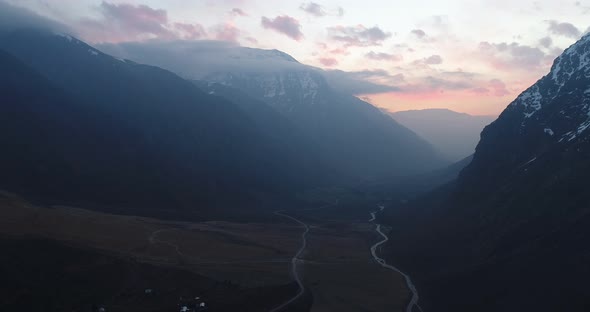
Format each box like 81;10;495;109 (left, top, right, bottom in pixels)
0;191;410;312
2;2;590;311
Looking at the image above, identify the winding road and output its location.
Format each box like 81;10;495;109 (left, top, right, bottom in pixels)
369;206;422;312
148;228;184;257
270;210;310;312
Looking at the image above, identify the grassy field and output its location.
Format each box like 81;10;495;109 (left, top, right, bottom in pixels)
300;218;409;312
0;191;409;311
0;192;300;287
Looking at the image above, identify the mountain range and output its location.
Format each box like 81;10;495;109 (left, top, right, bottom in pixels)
0;29;334;218
0;28;445;218
100;40;447;180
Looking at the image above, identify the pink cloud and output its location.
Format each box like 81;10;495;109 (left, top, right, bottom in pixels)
488;79;510;96
174;22;206;39
79;2;175;42
470;87;490;95
469;79;510;97
329;48;349;55
261;15;304;41
319;57;339;67
316;42;328;49
76;2;246;43
214;23;240;42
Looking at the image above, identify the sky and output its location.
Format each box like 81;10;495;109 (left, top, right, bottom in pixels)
5;0;590;115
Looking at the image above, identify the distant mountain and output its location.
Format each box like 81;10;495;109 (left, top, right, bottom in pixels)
385;34;590;311
0;29;330;218
101;41;447;179
388;109;495;162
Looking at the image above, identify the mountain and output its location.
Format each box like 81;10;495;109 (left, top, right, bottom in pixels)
100;41;447;180
0;29;330;218
388;109;495;162
384;34;590;311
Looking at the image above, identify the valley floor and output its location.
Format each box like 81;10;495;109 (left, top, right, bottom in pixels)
0;192;409;311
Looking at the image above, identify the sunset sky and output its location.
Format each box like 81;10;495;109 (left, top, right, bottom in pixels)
7;0;590;115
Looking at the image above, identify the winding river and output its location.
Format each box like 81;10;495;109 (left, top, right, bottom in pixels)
270;210;310;312
369;205;422;312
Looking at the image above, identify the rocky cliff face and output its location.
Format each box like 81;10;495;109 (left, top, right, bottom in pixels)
386;33;590;312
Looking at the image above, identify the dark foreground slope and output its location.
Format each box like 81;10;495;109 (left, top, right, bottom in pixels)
384;34;590;312
0;237;297;312
0;29;331;218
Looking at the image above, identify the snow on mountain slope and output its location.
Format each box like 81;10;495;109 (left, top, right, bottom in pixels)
505;33;590;143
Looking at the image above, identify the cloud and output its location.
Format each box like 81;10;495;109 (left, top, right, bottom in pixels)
97;39;301;79
409;28;437;43
411;29;426;38
327;25;391;47
77;1;208;43
547;20;581;38
0;1;70;34
98;39;398;96
365;51;402;62
96;1;172;39
424;54;443;65
478;41;546;71
300;2;344;17
412;54;443;66
488;79;509;96
300;2;326;17
322;69;403;94
397;70;495;95
416;76;473;91
329;48;349;55
470;87;489;95
174;22;206;39
469;79;509;97
245;36;258;44
230;8;248;17
261;15;303;41
318;57;338;67
214;23;240;42
538;36;552;48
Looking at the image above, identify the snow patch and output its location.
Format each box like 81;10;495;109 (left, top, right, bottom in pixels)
88;49;98;56
520;156;537;168
514;85;542;119
578;119;590;134
544;128;554;136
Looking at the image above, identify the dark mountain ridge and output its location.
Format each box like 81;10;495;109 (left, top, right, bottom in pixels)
384;33;590;312
0;29;331;218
